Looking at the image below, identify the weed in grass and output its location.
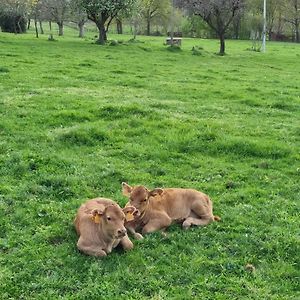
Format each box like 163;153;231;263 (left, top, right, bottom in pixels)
138;45;152;51
166;44;182;52
127;38;145;44
271;101;295;111
191;46;204;56
78;62;93;67
109;39;119;46
96;104;148;120
57;126;108;146
0;67;9;73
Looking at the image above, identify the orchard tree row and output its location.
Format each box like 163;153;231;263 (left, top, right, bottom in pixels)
0;0;299;51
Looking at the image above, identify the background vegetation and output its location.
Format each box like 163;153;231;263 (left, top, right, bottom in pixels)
0;26;299;299
0;0;299;42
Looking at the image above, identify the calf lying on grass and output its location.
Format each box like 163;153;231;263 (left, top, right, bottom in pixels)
122;182;220;238
74;198;138;257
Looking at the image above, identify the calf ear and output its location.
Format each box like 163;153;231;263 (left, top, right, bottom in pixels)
122;182;132;196
123;206;140;215
149;188;164;197
123;206;140;222
90;209;104;224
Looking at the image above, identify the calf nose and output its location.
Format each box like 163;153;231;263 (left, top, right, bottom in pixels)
117;228;127;237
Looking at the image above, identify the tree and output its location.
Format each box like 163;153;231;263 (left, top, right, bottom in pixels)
116;18;123;34
70;0;87;37
176;0;244;55
29;0;42;37
128;0;144;39
247;0;286;41
284;0;300;42
42;0;70;36
139;0;171;35
79;0;135;44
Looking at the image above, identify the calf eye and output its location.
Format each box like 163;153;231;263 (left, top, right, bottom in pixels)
143;198;147;202
107;216;111;221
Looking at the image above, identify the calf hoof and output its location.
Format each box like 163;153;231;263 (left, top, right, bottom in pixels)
95;250;107;257
123;241;134;251
121;237;134;251
182;220;191;230
134;233;144;240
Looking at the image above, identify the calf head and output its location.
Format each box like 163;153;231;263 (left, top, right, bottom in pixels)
122;182;163;212
93;204;127;239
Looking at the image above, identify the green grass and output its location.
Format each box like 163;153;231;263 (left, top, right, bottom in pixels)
0;26;299;299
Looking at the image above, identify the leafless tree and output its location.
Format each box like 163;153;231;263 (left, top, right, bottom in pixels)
42;0;70;36
176;0;244;54
284;0;300;42
70;0;87;37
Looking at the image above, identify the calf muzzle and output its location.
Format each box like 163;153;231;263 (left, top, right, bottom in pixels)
117;228;127;238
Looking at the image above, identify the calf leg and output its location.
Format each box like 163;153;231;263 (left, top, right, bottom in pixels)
120;235;134;251
182;217;213;229
142;214;172;234
182;199;214;229
126;225;144;240
77;238;107;257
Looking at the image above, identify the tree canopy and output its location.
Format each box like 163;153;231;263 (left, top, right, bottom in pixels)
79;0;135;44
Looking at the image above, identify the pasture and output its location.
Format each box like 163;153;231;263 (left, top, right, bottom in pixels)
0;27;299;299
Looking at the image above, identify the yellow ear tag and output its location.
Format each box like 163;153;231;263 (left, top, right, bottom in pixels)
92;214;101;224
125;212;134;222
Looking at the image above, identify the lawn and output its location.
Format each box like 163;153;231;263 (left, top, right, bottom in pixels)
0;26;299;299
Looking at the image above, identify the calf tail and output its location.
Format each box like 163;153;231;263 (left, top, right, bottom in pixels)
214;215;221;221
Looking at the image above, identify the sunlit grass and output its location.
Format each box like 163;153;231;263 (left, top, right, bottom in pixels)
0;27;299;299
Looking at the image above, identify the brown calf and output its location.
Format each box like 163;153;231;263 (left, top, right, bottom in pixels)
122;183;220;237
74;197;137;257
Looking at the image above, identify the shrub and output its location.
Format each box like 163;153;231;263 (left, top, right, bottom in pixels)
0;67;9;73
0;13;27;33
109;40;118;46
192;46;203;56
166;45;182;52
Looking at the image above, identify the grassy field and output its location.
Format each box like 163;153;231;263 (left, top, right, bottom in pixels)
0;26;299;299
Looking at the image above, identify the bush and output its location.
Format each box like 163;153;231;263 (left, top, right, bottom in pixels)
181;15;211;38
109;40;118;46
192;46;204;56
0;13;27;33
0;67;9;73
166;45;182;52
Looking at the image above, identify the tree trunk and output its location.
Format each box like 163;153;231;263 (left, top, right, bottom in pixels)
295;19;300;43
57;22;63;36
96;21;107;44
133;23;137;40
233;18;240;39
34;18;39;38
146;17;151;36
268;29;272;41
13;16;17;34
116;19;123;34
49;21;52;32
39;20;44;34
78;22;85;38
27;19;31;30
16;16;22;33
219;33;225;55
276;12;283;36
